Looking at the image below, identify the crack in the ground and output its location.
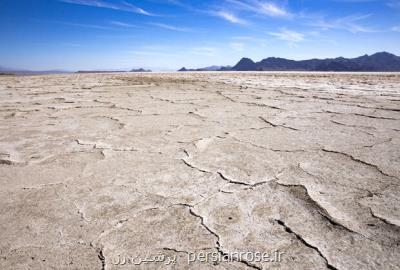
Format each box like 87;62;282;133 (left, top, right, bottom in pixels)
98;249;106;270
231;136;311;154
181;159;212;174
109;104;142;114
274;219;338;270
274;181;362;236
180;143;275;189
362;138;393;148
276;168;400;247
184;206;262;270
149;95;201;107
0;159;16;165
162;247;189;254
355;105;400;113
258;116;299;131
368;207;400;229
188;111;207;121
243;101;284;110
182;149;191;158
51;184;92;225
73;203;89;223
216;90;237;103
330;120;375;136
315;109;400;122
94;115;125;129
217;172;268;188
353;113;398;120
216;90;285;111
321;148;399;180
21;182;67;190
74;139;137;153
296;164;380;196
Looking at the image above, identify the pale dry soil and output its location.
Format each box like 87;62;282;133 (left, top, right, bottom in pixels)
0;72;399;270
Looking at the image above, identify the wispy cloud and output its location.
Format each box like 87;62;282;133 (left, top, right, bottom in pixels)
190;47;218;56
109;20;138;28
149;22;192;32
230;42;245;51
258;2;290;17
269;29;305;42
128;45;178;57
95;34;137;39
215;11;247;24
59;0;153;15
309;14;376;33
387;0;400;9
130;51;169;56
226;0;292;18
332;0;381;2
232;35;253;40
392;26;400;32
161;0;191;8
40;19;113;30
347;24;376;33
66;22;113;30
60;42;83;47
232;36;267;42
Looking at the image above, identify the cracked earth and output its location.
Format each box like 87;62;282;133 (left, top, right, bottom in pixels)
0;72;399;269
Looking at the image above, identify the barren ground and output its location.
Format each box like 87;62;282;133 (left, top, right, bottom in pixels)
0;72;399;270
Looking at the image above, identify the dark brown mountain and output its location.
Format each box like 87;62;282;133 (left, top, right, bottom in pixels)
130;68;152;72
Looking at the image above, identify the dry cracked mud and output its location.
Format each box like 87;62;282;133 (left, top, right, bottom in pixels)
0;72;399;270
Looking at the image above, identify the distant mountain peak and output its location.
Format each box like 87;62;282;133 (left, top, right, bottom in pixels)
372;51;392;55
130;68;151;72
178;65;230;72
370;51;396;58
237;57;255;64
233;57;257;71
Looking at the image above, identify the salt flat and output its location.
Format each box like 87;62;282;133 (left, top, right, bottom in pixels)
0;72;399;269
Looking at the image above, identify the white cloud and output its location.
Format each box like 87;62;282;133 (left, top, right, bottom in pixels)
259;2;289;17
230;42;245;51
215;11;247;24
42;20;113;30
347;24;376;33
269;29;305;42
149;23;192;32
232;35;253;40
226;0;292;18
59;0;153;15
392;26;400;32
332;0;381;2
191;47;218;56
128;45;178;57
129;51;169;56
309;14;376;33
109;20;138;28
231;36;268;43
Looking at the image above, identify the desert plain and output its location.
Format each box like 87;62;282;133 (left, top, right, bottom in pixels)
0;72;399;270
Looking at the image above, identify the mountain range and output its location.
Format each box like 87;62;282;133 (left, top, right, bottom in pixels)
2;52;400;74
130;68;152;72
0;67;153;75
0;66;69;75
179;65;231;72
179;52;400;72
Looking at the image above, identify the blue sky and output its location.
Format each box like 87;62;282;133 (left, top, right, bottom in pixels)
1;0;400;71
